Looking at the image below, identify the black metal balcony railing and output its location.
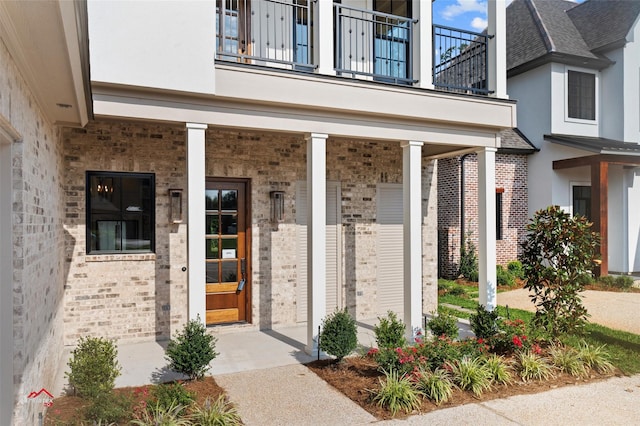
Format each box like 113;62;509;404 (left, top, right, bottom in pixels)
216;0;313;69
433;25;492;95
334;4;417;85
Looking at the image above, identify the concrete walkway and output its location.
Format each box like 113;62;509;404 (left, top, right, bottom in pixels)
498;289;640;334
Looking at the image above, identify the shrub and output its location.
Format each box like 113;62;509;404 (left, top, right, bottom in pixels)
319;308;358;362
66;336;121;400
469;304;499;340
490;319;530;354
598;275;616;287
374;311;406;350
417;336;463;370
459;234;479;282
522;206;599;338
507;260;525;280
448;356;492;397
516;351;554;381
576;341;614;374
415;368;454;405
427;312;458;339
496;265;515;287
166;316;218;380
549;345;586;377
84;392;131;424
483;354;512;385
372;370;422;416
131;400;190;426
148;383;194;412
614;275;634;290
189;395;242;426
448;285;468;297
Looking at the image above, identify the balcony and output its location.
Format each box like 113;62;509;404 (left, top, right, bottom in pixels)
215;0;496;96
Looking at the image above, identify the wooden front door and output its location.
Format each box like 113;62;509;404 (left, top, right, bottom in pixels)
205;179;250;325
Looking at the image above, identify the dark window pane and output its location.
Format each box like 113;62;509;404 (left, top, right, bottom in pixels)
573;186;591;220
206;215;220;235
206;262;219;284
221;261;238;282
568;71;595;120
206;239;219;259
206;190;219;210
221;214;238;235
221;190;237;210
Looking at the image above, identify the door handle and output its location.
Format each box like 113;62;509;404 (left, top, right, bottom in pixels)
237;258;246;292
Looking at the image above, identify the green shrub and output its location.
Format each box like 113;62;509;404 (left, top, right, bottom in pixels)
84;392;131;424
459;234;478;282
189;395;242;426
614;275;634;289
496;265;515;287
417;336;463;370
507;261;525;280
598;275;616;287
374;311;406;350
66;336;121;400
576;341;614;374
415;368;454;405
522;206;599;338
427;312;459;339
372;370;422;416
483;354;512;385
516;351;554;381
148;382;194;412
166;316;218;380
131;400;190;426
470;304;499;339
319;308;358;362
448;285;468;297
549;345;586;377
448;356;492;397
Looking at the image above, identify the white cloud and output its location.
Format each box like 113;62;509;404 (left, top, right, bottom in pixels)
470;17;488;31
442;0;486;20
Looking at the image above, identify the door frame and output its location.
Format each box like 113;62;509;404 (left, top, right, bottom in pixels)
205;177;252;325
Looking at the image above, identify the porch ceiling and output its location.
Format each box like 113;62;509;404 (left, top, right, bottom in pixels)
0;1;90;127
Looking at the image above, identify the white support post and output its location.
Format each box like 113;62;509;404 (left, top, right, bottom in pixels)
413;0;433;89
478;147;497;310
488;0;508;99
315;1;335;76
187;123;208;323
402;141;424;340
306;133;328;356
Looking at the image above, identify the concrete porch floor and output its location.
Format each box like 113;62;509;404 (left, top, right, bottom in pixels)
53;317;473;396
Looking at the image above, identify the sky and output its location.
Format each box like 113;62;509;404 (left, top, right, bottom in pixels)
432;0;583;33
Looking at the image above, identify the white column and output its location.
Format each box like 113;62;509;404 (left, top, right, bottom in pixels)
315;1;335;76
306;133;328;355
402;141;424;340
413;0;434;89
187;123;208;323
478;147;497;310
488;0;508;99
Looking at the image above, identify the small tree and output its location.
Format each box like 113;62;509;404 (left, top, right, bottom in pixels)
66;336;121;400
521;206;599;338
319;308;358;362
374;311;406;349
459;232;479;282
165;315;218;380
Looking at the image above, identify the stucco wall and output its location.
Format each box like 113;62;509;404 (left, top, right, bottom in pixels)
0;38;66;425
63;121;439;342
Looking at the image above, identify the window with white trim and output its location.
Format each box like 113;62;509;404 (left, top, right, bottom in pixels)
87;171;155;254
567;70;596;120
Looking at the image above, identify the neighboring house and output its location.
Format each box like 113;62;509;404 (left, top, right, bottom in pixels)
0;1;515;424
506;0;640;276
438;128;537;279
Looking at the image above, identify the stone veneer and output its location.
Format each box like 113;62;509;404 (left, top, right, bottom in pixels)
438;153;529;278
63;121;439;343
1;39;66;425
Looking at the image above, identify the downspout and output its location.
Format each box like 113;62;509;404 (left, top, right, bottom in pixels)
460;153;471;255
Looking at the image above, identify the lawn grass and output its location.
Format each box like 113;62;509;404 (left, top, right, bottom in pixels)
438;281;640;375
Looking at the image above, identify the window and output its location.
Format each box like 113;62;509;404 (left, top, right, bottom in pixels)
572;185;591;220
568;70;596;120
496;189;504;240
87;172;155;254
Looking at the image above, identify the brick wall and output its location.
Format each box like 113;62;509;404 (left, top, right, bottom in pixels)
63;121;439;341
0;39;66;425
438;153;529;278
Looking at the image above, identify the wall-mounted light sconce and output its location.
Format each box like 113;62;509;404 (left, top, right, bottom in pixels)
169;189;183;223
270;191;285;222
